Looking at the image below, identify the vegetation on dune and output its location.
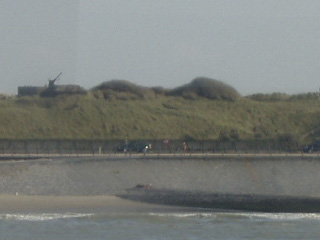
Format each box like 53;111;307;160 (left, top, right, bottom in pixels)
246;93;291;102
0;77;319;146
92;77;240;101
246;92;320;102
168;77;240;101
92;80;157;100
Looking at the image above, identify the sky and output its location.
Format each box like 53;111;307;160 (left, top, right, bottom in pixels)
1;0;320;95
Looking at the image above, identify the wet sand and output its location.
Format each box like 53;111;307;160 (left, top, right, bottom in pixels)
0;194;192;214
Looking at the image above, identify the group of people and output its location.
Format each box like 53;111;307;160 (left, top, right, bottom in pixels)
163;139;188;152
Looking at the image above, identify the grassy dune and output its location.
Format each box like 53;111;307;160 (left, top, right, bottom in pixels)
0;78;320;144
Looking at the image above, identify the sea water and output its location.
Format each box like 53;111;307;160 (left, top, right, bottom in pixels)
0;211;319;240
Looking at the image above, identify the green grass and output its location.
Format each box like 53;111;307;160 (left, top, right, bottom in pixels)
1;79;320;144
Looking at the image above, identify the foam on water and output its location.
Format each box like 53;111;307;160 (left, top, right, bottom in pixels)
231;212;320;221
0;213;94;221
148;211;320;221
3;210;320;223
148;212;216;218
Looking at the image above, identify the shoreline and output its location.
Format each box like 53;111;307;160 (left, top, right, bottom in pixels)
0;194;194;214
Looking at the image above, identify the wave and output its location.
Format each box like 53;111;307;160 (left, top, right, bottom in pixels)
149;212;215;218
0;213;94;221
148;211;320;221
235;212;320;221
2;211;320;223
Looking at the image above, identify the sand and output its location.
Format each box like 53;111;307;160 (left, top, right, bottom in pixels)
0;194;190;214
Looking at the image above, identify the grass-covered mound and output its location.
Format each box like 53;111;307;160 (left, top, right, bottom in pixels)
1;77;320;144
169;77;241;101
92;80;156;100
0;89;319;144
92;78;240;101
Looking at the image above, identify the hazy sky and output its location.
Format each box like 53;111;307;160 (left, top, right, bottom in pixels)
1;0;320;95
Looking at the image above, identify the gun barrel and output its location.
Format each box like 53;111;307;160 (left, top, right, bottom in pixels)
53;72;62;81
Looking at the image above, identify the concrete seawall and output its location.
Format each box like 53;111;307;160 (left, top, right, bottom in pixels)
0;154;319;197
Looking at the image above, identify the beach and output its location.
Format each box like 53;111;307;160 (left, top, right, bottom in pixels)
0;194;192;214
0;154;320;211
0;155;319;240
